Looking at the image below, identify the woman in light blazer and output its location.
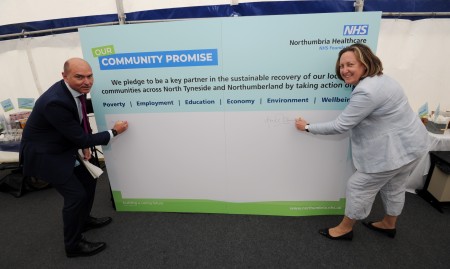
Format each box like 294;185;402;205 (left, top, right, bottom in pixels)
295;43;429;240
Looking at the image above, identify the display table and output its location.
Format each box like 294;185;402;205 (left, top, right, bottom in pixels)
406;132;450;193
416;151;450;212
0;140;52;197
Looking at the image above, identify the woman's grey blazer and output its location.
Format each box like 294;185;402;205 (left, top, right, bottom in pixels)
309;75;429;173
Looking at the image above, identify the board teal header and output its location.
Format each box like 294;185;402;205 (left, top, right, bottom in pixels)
99;49;218;70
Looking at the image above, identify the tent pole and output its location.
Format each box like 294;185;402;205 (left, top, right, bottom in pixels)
24;39;43;95
0;22;118;41
354;0;364;12
115;0;126;25
383;12;450;18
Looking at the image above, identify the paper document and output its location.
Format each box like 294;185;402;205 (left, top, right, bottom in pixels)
78;149;104;179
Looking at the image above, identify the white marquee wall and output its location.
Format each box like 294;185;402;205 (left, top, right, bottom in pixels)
0;0;232;26
378;19;450;114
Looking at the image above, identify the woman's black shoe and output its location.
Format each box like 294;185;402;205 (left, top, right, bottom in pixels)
319;228;353;241
362;221;396;238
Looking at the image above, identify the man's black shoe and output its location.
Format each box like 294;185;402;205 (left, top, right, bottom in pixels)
66;238;106;258
83;216;112;232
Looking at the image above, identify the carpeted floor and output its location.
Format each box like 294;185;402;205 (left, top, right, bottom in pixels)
1;165;449;269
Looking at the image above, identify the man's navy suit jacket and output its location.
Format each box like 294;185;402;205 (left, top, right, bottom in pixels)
20;80;111;184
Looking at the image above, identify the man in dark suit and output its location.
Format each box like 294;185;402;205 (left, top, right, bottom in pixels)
20;58;128;257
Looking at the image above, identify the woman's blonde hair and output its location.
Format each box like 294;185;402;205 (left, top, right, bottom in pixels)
335;43;383;81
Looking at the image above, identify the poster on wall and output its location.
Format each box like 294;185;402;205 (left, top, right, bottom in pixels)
79;12;381;216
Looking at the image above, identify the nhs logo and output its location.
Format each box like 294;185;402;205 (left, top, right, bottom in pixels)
343;25;369;36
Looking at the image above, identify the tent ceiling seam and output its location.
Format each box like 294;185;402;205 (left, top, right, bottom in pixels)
0;22;119;40
1;12;450;41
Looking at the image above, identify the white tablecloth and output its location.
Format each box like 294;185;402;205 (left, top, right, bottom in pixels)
0;140;20;164
406;131;450;193
0;151;19;163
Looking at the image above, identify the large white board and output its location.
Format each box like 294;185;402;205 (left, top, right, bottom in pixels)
79;12;381;216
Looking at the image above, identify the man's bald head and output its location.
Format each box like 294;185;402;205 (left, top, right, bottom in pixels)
62;58;94;94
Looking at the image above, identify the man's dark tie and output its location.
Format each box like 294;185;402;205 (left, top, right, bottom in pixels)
78;94;91;134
